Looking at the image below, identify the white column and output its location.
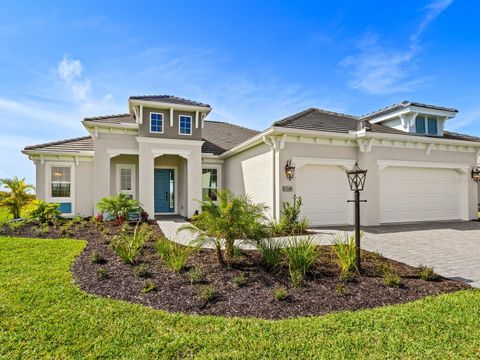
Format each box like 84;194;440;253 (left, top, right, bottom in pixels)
138;144;155;218
93;147;110;215
187;147;202;217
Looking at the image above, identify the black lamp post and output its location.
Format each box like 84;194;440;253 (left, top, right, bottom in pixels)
346;162;367;272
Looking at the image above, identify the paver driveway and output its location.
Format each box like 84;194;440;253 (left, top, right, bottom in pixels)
348;221;480;288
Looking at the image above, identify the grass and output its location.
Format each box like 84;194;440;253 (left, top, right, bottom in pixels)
1;237;480;358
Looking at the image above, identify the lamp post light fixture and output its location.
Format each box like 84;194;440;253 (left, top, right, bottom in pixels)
472;166;480;182
285;160;295;181
346;162;367;272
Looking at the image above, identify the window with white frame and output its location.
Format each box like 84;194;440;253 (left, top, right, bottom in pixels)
202;168;219;201
179;115;192;135
51;166;71;197
416;115;438;135
117;164;136;198
150;113;163;133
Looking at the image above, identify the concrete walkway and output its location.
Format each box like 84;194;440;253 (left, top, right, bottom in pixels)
157;217;480;288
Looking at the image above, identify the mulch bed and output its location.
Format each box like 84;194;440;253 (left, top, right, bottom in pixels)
1;220;469;319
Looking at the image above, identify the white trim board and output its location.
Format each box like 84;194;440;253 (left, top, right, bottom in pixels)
376;159;471;174
292;157;356;170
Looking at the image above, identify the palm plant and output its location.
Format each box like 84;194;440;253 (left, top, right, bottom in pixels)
97;193;140;223
0;177;34;219
178;190;268;267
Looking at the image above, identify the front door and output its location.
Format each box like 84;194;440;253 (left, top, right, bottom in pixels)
154;169;175;213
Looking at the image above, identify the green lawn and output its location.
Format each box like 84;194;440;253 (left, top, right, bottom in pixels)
1;237;480;359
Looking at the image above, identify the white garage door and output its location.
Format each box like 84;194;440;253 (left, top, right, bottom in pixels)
296;165;350;226
379;167;462;223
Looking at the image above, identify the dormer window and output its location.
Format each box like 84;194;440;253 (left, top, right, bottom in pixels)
416;115;438;135
179;115;192;135
150;113;163;133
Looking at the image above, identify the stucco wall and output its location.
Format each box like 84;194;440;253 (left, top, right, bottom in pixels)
139;107;202;140
223;143;274;217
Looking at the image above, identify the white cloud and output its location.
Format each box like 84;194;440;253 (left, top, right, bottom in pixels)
56;55;92;102
341;0;454;95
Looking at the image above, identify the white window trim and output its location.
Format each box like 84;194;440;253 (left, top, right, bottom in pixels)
154;166;178;215
178;114;192;135
202;164;222;201
45;161;75;216
116;164;136;199
150;112;164;134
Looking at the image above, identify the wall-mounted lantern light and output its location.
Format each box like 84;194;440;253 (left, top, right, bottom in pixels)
285;160;295;181
472;166;480;182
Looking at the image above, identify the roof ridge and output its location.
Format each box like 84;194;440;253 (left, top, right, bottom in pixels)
84;113;132;121
360;101;410;119
129;94;211;107
205;120;259;133
24;136;92;150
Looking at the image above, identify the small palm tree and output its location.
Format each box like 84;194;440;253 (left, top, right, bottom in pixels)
178;190;268;267
0;177;34;219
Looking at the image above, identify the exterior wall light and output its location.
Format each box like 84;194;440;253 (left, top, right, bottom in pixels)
346;162;367;272
285;160;295;181
472;166;480;182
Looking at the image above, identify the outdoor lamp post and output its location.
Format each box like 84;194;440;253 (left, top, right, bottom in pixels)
346;162;367;272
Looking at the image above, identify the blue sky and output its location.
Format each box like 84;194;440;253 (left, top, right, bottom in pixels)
1;0;480;184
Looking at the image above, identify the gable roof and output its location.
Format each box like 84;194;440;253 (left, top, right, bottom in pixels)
273;108;408;136
83;113;136;124
23;136;94;153
129;95;211;108
360;101;458;121
202;121;259;155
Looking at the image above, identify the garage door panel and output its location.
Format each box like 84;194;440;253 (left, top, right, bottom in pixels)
380;167;461;223
296;165;349;226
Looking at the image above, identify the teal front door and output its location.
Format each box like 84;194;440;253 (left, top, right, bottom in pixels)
154;169;174;213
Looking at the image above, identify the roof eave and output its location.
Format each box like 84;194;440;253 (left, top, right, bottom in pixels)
128;99;212;113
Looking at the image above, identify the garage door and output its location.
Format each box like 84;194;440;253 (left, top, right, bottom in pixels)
296;165;350;226
379;167;461;223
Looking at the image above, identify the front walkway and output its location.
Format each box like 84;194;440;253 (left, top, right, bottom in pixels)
157;217;480;288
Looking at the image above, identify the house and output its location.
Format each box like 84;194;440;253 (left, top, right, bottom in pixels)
23;95;480;226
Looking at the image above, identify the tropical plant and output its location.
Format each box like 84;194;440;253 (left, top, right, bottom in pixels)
232;273;246;287
256;238;284;271
199;286;217;302
188;267;206;284
156;238;191;272
332;232;362;280
274;287;288;301
418;265;439;281
283;236;319;287
178;190;268;267
143;280;157;293
25;200;60;224
0;177;34;219
111;222;152;264
90;251;105;264
133;264;150;278
97;193;140;224
269;196;308;236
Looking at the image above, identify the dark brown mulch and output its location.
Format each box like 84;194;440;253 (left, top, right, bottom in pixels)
1;220;469;319
69;225;468;320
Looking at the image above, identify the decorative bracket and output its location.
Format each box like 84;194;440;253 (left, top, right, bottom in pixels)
357;138;374;153
425;143;434;156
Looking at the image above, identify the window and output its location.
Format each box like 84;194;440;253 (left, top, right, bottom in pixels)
51;166;71;197
150;113;163;133
202;168;218;201
415;116;426;134
117;165;136;199
179;115;192;135
427;117;438;134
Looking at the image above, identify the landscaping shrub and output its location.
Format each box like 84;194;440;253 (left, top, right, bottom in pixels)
199;286;217;302
274;287;288;301
418;265;439;281
8;220;25;231
97;193;141;224
335;283;348;295
90;251;105;264
133;264;150;278
256;238;284;271
269;195;309;236
143;280;156;293
178;189;268;267
111;222;152;264
26;200;60;224
232;273;246;287
283;236;319;287
156;238;191;272
188;267;206;284
384;272;402;288
0;177;34;219
97;268;110;280
332;232;361;281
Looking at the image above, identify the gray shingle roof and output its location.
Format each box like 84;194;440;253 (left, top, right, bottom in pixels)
83;113;136;124
443;131;480;142
24;136;94;153
273;108;408;135
361;101;458;121
202;121;259;155
129;95;211;108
